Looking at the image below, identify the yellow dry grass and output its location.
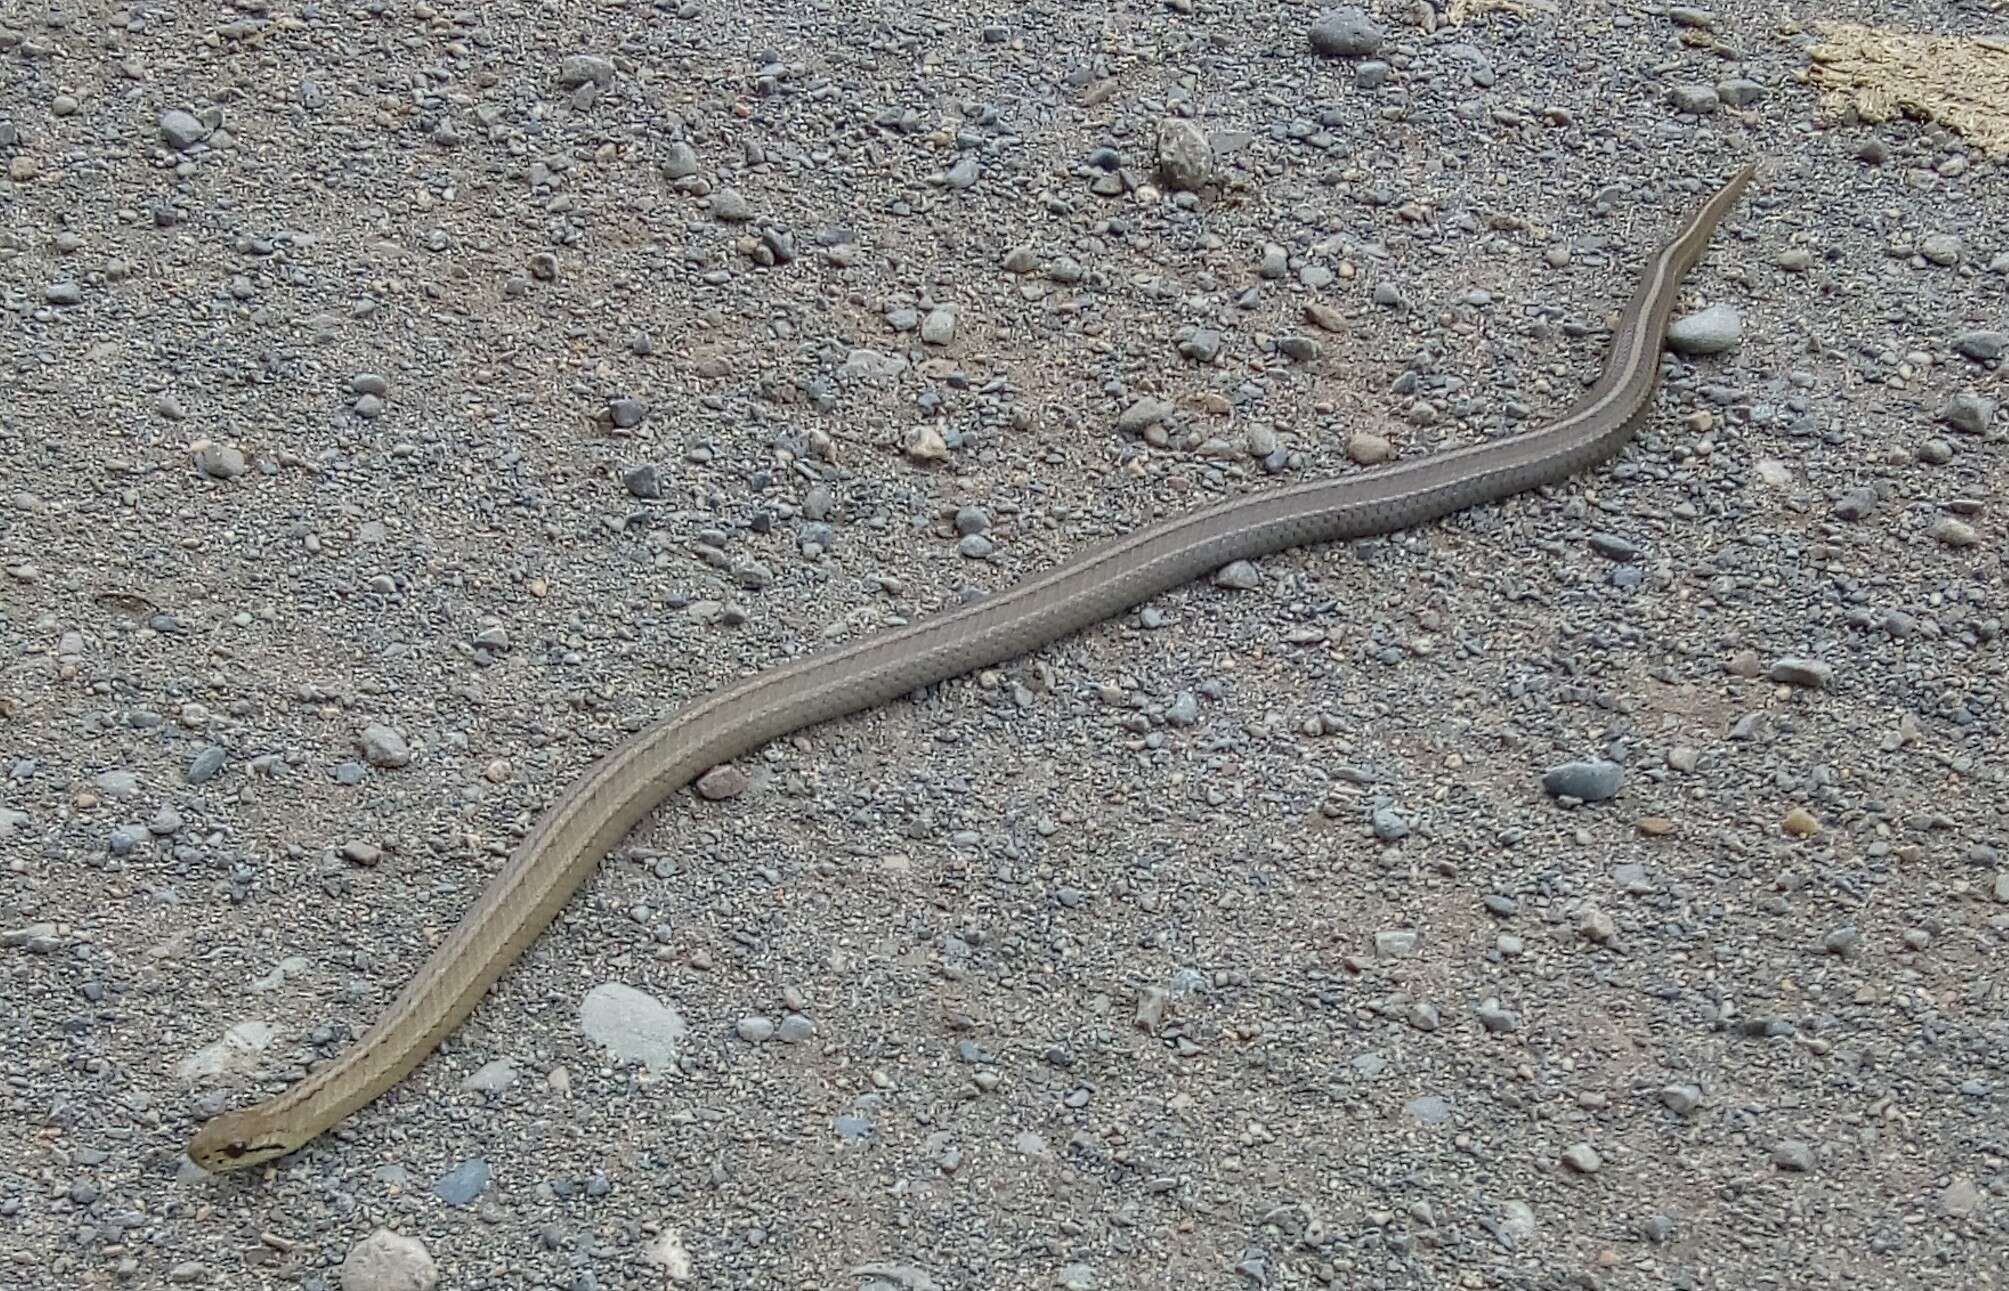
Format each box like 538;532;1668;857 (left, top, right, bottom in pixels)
1805;23;2009;157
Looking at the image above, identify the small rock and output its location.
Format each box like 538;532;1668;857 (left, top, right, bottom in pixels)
1542;759;1623;803
1766;657;1833;688
1782;807;1821;836
462;1059;517;1093
1660;1083;1703;1115
1772;1139;1815;1172
1155;118;1212;192
339;1228;438;1291
1560;1143;1603;1174
1952;331;2007;362
1668;83;1720;115
695;765;750;800
358;724;410;769
1346;432;1393;465
186;746;228;785
920;307;957;346
904;424;950;463
1213;561;1260;590
1117;398;1176;435
1665;302;1741;354
622;464;662;499
1940;393;1995;436
432;1159;491;1207
558;55;615;89
193;442;246;479
710;189;754;222
579;982;687;1072
159;109;209;151
1374;929;1418;957
1919;233;1964;267
1928;516;1977;548
1309;7;1384;58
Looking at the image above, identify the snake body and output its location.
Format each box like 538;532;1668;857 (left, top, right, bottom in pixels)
189;164;1754;1171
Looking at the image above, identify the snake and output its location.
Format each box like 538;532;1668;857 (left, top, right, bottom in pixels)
188;162;1755;1171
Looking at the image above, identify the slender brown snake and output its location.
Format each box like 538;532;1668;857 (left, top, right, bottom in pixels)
189;163;1756;1171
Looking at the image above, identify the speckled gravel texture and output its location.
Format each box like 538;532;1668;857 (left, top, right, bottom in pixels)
2;1;2005;1288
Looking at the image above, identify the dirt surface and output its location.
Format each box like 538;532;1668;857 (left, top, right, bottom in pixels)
2;1;2004;1288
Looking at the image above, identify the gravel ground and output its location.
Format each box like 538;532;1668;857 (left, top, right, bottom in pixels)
3;1;2005;1287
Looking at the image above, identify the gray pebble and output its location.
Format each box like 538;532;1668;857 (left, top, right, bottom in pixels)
1374;929;1417;957
1939;393;1995;436
1660;1083;1704;1115
1213;560;1260;590
1541;759;1623;802
1952;331;2006;362
1666;302;1741;354
1766;657;1833;689
1773;1140;1815;1172
711;188;754;222
185;746;228;784
1832;486;1878;521
433;1158;492;1205
1668;83;1720;114
193;443;246;480
1156;118;1212;192
661;141;699;179
358;724;410;768
94;770;140;801
580;982;687;1070
1308;7;1384;58
558;55;615;89
920;307;957;346
159;109;208;151
1560;1143;1602;1174
1118;398;1175;434
736;1016;776;1043
622;463;662;499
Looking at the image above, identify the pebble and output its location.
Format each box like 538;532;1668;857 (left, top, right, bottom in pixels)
920;307;957;346
357;724;411;768
1213;560;1260;590
696;766;750;800
1541;759;1623;803
1928;516;1977;548
579;982;688;1071
558;55;614;89
1766;657;1833;689
735;1016;776;1043
1345;432;1393;465
1667;83;1719;115
1308;7;1384;58
432;1158;491;1206
1155;118;1213;191
1782;807;1821;836
1952;331;2007;362
1660;1084;1704;1115
1374;929;1418;957
622;463;663;499
1560;1143;1603;1174
193;442;246;480
1665;302;1741;354
159;109;208;151
1118;398;1176;434
1939;393;1994;435
1773;1140;1815;1172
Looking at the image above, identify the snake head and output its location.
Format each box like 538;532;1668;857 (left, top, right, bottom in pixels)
187;1115;295;1172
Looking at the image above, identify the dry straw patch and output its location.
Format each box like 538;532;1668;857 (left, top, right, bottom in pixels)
1804;23;2009;157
